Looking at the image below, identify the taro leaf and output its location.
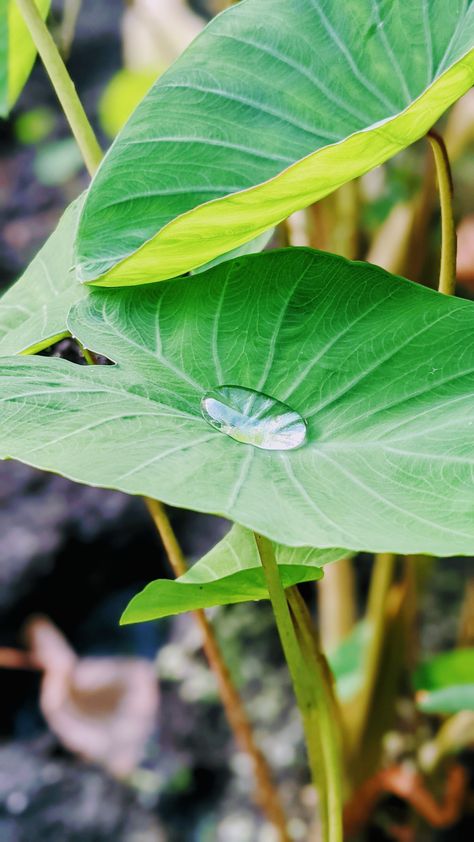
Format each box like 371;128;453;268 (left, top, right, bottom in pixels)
121;524;346;623
0;248;473;554
75;0;474;286
414;648;474;713
0;197;86;355
0;0;51;118
190;227;274;275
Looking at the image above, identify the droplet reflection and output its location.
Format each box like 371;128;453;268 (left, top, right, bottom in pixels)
201;385;307;451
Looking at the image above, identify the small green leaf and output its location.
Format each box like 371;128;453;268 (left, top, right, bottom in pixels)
0;0;51;118
328;621;369;701
0;249;472;554
75;0;474;285
0;196;86;355
121;524;345;624
416;684;474;714
414;648;474;691
414;649;474;714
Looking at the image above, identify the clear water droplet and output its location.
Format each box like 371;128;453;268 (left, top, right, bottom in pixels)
201;385;307;451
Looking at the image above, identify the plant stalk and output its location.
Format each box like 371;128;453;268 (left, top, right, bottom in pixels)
427;130;457;296
146;501;291;842
15;0;102;176
77;359;289;837
318;556;356;652
347;554;397;764
287;586;344;842
254;532;343;842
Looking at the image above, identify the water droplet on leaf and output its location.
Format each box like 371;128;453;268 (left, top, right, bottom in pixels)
201;385;307;451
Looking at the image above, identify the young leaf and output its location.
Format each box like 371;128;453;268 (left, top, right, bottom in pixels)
0;249;472;554
0;0;51;118
121;524;345;623
0;196;86;355
75;0;474;286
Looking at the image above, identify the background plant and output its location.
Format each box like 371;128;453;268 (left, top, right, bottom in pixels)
0;2;473;841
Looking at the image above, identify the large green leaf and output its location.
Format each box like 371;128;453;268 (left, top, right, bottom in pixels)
121;524;345;624
0;249;473;553
75;0;474;286
0;197;86;355
0;0;50;118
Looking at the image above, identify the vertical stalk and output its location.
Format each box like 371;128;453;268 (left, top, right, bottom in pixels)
287;586;344;842
254;532;343;842
146;501;291;842
318;556;356;652
427;130;457;296
78;357;290;838
348;554;397;761
15;0;102;176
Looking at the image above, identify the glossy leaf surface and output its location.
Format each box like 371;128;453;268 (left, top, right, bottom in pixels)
0;249;473;554
122;524;345;623
0;197;85;355
0;0;50;117
75;0;474;285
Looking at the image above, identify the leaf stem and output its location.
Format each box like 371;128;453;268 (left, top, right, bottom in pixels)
348;553;397;768
15;0;102;176
287;586;344;842
76;350;290;838
254;532;343;842
427;130;457;296
146;501;291;842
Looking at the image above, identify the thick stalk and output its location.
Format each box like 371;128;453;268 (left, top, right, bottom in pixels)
347;554;397;761
146;501;291;842
15;0;102;176
254;532;343;842
427;130;457;296
318;556;356;652
287;586;344;842
78;353;289;837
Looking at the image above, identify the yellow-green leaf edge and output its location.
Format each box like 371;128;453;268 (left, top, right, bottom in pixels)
86;51;474;287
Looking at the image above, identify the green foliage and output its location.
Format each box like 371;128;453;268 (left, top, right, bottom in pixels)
74;0;474;286
327;621;369;701
122;524;345;623
0;248;472;555
0;197;85;355
0;0;50;117
414;648;474;713
98;68;161;139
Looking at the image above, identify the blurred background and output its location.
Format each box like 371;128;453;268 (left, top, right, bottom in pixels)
0;2;473;841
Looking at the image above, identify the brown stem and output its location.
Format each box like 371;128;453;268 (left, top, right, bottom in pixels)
144;499;291;841
344;763;467;837
318;556;356;652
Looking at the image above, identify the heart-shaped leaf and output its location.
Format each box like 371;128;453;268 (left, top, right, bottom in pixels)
0;249;473;554
0;0;50;118
121;524;345;624
75;0;474;286
0;197;86;355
